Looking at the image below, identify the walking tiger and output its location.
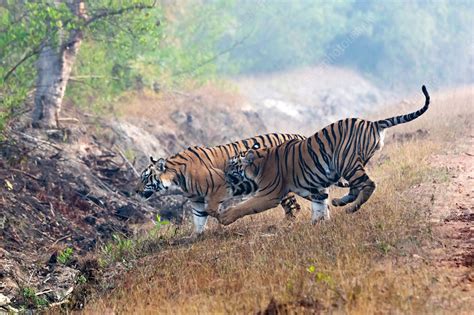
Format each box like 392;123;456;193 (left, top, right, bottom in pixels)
219;86;430;225
136;133;306;234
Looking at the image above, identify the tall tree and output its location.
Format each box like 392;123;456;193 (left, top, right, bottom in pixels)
31;0;156;128
1;1;158;129
32;0;86;128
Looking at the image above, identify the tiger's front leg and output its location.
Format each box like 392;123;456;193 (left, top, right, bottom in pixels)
310;189;330;224
190;201;209;235
205;184;232;219
218;194;282;226
192;181;231;235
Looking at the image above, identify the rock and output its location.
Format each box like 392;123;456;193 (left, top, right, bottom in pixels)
170;110;188;125
48;251;58;265
115;204;145;223
83;215;97;226
0;293;11;306
47;266;79;302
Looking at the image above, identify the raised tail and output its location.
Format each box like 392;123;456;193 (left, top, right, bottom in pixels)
377;85;430;129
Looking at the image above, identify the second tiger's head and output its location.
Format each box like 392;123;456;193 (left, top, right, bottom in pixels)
224;149;261;186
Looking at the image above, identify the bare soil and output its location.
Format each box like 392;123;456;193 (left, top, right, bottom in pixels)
430;138;474;287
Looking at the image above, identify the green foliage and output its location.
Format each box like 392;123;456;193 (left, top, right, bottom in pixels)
155;214;170;227
57;247;74;265
1;0;472;129
99;215;174;268
217;0;352;74
66;1;232;112
376;241;391;255
0;1;75;129
100;233;135;265
0;0;229;126
307;264;334;286
21;287;48;308
77;274;87;284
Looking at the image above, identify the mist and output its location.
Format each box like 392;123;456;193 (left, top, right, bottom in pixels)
207;0;474;91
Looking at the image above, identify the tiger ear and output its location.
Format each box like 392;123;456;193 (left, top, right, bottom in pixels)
150;156;166;171
243;149;256;165
157;158;166;171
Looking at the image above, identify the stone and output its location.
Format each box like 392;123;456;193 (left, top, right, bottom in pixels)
0;293;11;306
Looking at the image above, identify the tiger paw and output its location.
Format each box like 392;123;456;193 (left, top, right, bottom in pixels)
311;216;327;225
345;205;360;214
218;209;239;226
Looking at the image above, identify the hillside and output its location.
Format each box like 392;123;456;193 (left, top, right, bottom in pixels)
0;85;267;311
234;66;389;134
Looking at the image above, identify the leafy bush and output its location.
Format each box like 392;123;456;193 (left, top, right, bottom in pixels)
20;287;48;309
99;216;173;267
57;247;74;265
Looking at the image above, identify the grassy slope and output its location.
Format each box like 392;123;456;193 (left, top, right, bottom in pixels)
85;87;473;314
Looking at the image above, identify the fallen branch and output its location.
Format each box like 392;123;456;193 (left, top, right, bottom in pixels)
11;130;62;151
88;172;124;198
48;299;70;308
11;168;41;181
51;234;72;246
57;117;80;124
35;289;54;296
115;146;140;177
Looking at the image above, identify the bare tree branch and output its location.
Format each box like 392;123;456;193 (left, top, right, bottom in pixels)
85;1;157;27
172;31;254;78
3;48;41;82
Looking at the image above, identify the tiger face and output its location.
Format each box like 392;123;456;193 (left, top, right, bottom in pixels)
224;149;260;188
224;153;246;186
135;156;176;199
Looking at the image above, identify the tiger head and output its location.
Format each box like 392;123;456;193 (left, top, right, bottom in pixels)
135;156;178;199
224;149;262;189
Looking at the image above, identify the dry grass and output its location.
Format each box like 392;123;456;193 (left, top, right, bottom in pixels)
84;87;473;314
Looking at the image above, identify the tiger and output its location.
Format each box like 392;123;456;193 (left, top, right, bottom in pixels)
218;85;430;226
135;133;306;235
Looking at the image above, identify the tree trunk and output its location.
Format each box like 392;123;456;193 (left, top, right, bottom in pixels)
32;1;86;129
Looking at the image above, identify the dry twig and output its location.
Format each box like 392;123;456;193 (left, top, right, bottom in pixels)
115;146;140;177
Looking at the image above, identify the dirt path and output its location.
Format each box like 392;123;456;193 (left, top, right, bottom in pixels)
429;136;473;293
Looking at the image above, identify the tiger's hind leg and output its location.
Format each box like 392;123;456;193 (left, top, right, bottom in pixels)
281;193;301;220
331;165;376;213
331;187;358;207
